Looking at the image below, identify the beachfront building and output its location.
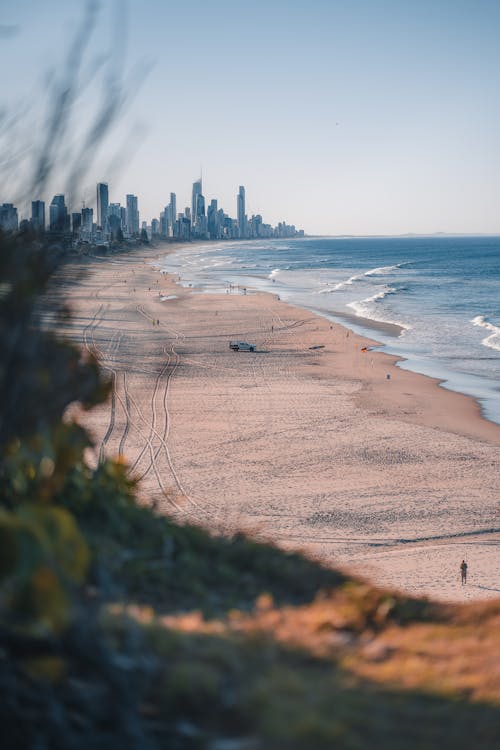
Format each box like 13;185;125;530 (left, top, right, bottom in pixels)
250;214;263;238
237;185;247;239
191;179;202;229
81;207;93;240
174;212;191;240
274;221;302;238
31;200;45;232
71;212;81;235
191;179;209;239
195;194;206;236
49;195;69;232
0;203;19;232
108;203;123;238
108;203;122;221
126;194;139;236
207;199;220;239
170;192;176;228
160;193;177;238
96;182;109;231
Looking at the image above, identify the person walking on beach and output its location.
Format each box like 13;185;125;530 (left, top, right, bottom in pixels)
460;559;468;585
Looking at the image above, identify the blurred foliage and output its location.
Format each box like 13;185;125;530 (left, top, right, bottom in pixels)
0;504;88;633
0;231;108;460
0;229;110;635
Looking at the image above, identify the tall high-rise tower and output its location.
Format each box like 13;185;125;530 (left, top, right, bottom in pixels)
82;207;93;234
126;194;139;235
170;192;176;224
96;182;109;230
191;178;207;237
49;195;69;232
191;179;202;228
237;186;246;239
0;204;18;232
207;199;219;239
31;200;45;231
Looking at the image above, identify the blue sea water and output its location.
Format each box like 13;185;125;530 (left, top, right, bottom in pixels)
159;236;500;425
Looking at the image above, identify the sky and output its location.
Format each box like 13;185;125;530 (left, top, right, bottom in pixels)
1;0;500;235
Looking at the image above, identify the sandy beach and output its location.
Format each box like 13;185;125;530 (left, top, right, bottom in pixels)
61;243;500;604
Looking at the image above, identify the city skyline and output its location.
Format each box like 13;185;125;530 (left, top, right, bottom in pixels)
1;1;500;235
1;176;303;243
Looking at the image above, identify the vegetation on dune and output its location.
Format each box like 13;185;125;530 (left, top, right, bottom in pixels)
1;230;500;750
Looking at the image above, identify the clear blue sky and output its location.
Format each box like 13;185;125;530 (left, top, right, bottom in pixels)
1;0;500;234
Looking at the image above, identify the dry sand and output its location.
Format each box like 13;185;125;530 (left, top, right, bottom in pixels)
62;244;500;604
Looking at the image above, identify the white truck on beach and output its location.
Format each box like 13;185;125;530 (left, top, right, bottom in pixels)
229;341;256;352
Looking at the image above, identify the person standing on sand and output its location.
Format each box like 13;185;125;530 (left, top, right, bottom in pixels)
460;559;468;584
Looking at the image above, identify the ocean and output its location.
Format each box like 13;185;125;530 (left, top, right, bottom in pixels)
159;236;500;425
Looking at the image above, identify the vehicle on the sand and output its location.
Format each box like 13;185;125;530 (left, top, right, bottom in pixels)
229;341;256;352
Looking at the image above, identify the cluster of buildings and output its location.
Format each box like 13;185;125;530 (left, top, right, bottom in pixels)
0;178;303;244
157;181;302;241
0;189;141;246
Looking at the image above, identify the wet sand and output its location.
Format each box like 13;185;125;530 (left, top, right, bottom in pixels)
63;243;500;603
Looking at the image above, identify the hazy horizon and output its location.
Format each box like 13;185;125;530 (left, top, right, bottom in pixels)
1;0;499;236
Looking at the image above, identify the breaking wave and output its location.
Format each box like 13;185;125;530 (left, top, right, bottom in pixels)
347;286;410;331
471;315;500;352
317;261;409;294
364;262;409;277
317;273;362;294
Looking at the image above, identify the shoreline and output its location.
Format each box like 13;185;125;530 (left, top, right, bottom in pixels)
160;254;500;446
62;243;500;603
155;241;500;432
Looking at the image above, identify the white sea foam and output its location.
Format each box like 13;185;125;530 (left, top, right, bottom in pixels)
269;268;281;279
348;286;396;310
317;273;362;294
471;315;500;352
347;287;410;331
364;264;401;277
161;295;178;301
317;261;411;295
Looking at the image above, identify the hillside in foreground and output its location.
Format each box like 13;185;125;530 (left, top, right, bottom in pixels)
2;490;500;750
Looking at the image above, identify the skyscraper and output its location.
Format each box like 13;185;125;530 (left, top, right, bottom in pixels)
108;203;122;237
196;193;205;219
81;207;93;233
170;192;176;227
191;179;202;228
207;198;219;239
71;212;82;234
49;195;69;232
191;179;207;237
96;182;109;230
0;203;18;232
160;193;177;237
237;186;246;239
126;194;139;235
251;214;263;238
31;200;45;231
